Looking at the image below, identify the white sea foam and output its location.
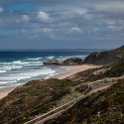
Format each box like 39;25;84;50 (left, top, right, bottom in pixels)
24;61;43;66
58;55;87;61
0;80;16;85
26;57;42;61
0;65;23;73
0;67;56;86
12;60;29;65
0;59;43;74
0;70;6;73
0;54;87;87
46;56;55;60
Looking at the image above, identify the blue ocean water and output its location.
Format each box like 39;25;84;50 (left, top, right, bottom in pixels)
0;50;93;88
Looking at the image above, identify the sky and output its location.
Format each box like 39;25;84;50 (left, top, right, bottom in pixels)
0;0;124;50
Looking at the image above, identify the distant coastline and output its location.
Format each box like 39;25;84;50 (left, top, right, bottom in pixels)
0;48;106;52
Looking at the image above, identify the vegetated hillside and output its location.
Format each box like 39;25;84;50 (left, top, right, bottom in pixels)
0;79;84;124
83;45;124;65
45;78;124;124
0;61;123;124
69;60;124;83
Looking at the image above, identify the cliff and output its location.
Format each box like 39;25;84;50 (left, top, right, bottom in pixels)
83;46;124;65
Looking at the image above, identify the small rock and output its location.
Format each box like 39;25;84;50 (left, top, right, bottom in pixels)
43;59;62;65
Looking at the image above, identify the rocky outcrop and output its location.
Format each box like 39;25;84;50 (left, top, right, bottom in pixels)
43;59;62;65
44;57;83;66
62;57;83;65
83;46;124;65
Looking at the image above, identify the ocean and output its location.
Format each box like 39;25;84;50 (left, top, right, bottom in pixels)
0;50;94;88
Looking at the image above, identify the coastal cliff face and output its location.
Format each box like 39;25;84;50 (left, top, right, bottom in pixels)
83;46;124;65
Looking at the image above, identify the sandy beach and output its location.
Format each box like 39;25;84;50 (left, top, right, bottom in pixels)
0;64;99;100
56;64;99;79
0;86;17;100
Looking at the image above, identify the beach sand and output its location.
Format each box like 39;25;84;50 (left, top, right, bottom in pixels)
55;64;99;79
0;86;17;99
0;64;100;100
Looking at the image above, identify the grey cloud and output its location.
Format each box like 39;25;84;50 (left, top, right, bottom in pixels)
21;15;30;23
0;7;4;13
0;0;124;49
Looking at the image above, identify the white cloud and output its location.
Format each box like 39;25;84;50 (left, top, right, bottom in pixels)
73;9;87;15
21;15;30;23
42;28;53;33
61;8;88;19
96;1;124;12
108;25;116;30
83;14;93;20
70;27;81;32
92;27;101;33
108;25;122;31
0;7;4;13
37;11;50;22
104;19;116;25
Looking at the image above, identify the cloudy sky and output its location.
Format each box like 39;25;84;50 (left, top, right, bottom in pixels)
0;0;124;50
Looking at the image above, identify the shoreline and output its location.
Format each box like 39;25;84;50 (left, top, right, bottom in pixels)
0;64;100;100
0;86;17;100
55;64;99;79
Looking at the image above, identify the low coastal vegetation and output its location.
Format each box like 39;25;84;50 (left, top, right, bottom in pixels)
45;78;124;124
0;79;86;123
0;45;124;124
45;46;124;124
69;61;124;82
